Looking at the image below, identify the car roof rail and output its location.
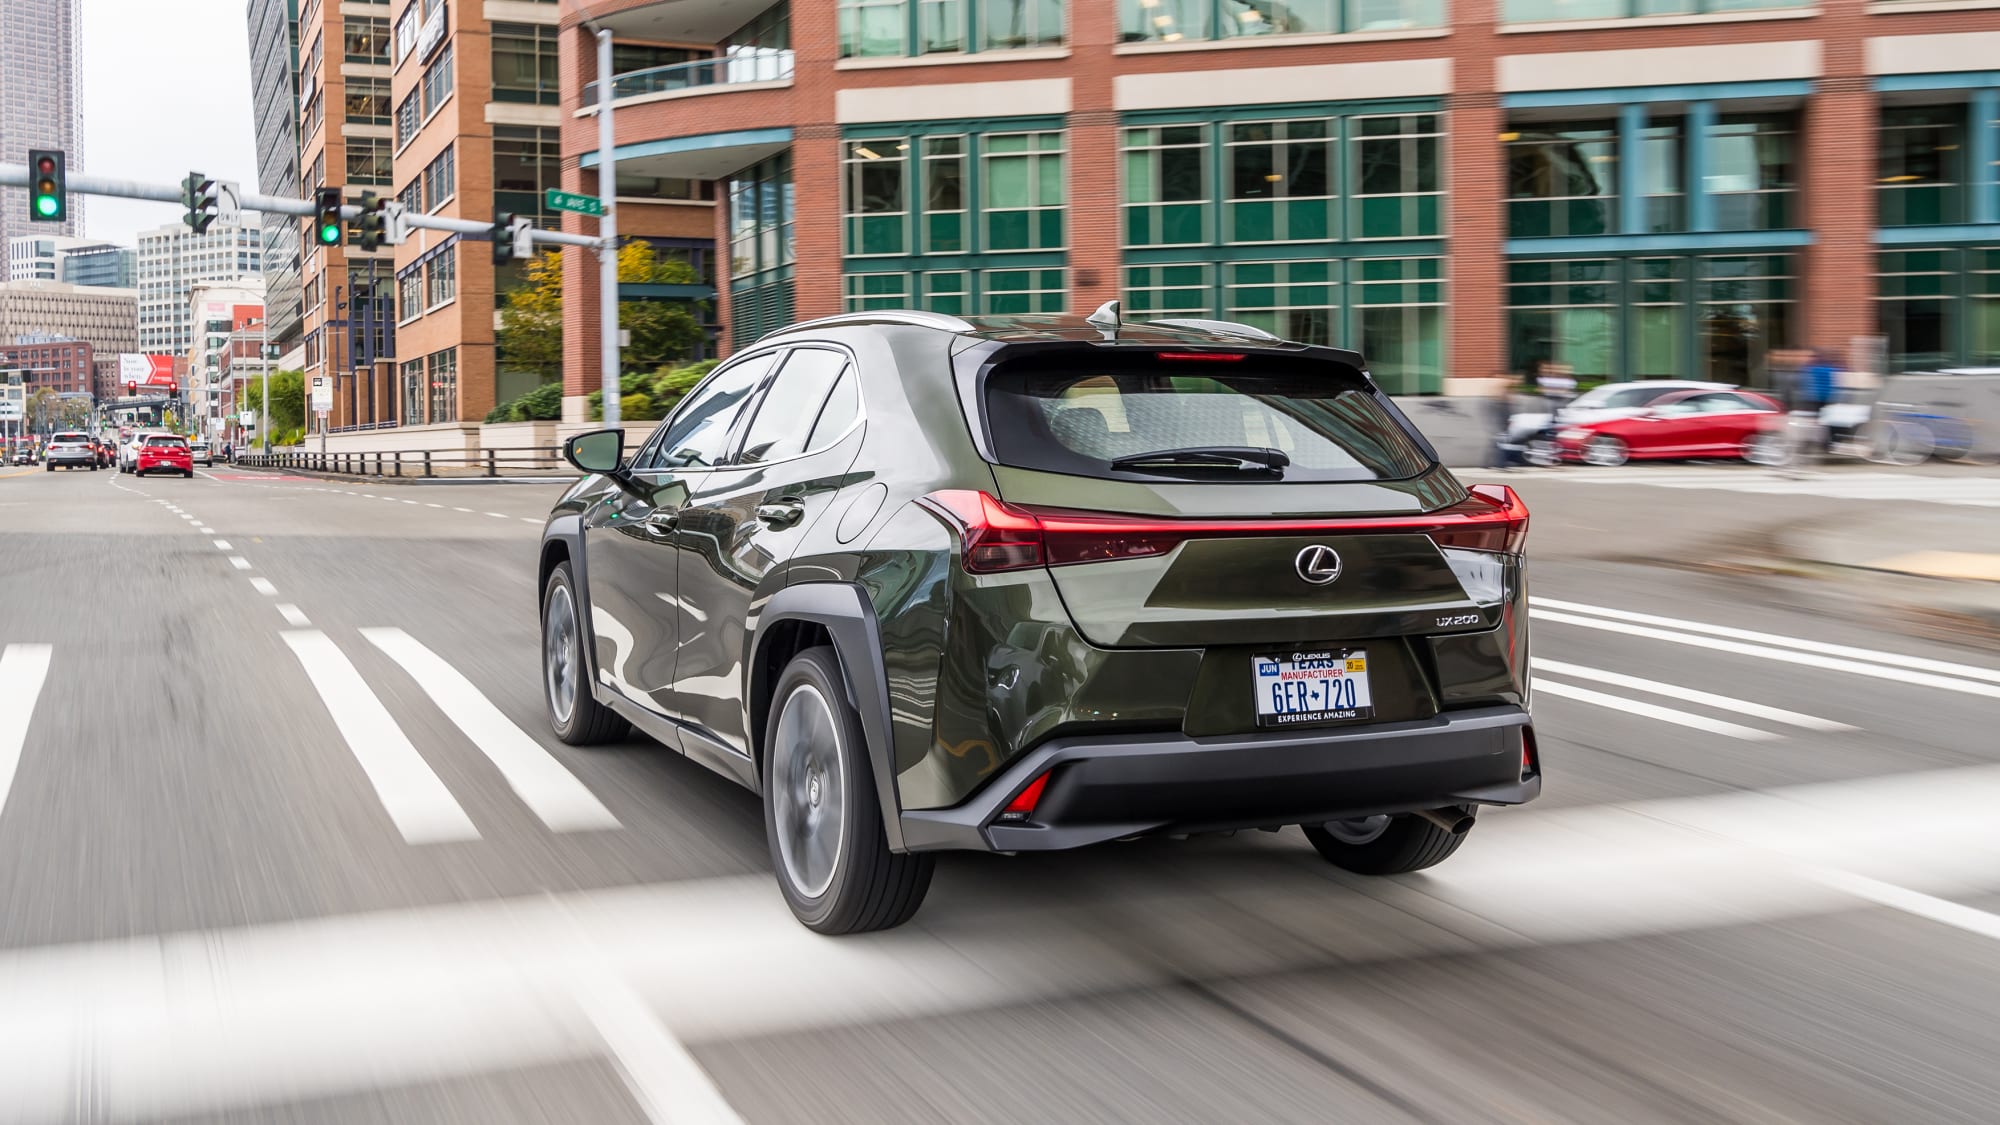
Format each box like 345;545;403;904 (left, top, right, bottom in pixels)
1145;317;1285;343
758;309;977;341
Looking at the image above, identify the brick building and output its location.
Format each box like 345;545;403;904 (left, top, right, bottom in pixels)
0;338;93;396
552;0;2000;411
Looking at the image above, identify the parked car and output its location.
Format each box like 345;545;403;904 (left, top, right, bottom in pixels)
133;433;194;477
1507;379;1733;450
1555;389;1784;466
43;431;96;471
540;307;1538;933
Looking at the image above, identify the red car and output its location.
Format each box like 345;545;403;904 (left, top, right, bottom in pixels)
134;433;196;478
1556;388;1783;466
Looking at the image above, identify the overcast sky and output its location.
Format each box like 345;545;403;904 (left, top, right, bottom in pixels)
81;0;262;247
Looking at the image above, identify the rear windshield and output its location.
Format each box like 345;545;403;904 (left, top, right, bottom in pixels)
983;354;1432;482
145;436;187;448
52;433;88;443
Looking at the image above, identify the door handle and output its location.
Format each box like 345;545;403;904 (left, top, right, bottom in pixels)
756;501;805;529
644;509;680;537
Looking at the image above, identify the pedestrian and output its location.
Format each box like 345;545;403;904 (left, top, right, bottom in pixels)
1488;362;1533;470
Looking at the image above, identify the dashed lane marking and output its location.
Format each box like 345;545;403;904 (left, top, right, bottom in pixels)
213;540;232;551
249;577;278;596
276;604;311;627
229;557;252;571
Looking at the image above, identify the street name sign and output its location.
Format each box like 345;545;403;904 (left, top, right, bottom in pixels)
545;189;603;217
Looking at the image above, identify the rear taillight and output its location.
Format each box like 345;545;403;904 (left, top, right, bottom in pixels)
920;486;1529;575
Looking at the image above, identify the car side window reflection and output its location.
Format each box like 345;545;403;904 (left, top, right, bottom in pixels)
639;353;777;471
737;349;850;465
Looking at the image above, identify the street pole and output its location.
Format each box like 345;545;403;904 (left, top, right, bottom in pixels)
597;27;621;429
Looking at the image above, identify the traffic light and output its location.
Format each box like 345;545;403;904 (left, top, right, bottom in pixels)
492;212;533;265
313;187;344;246
356;191;385;251
28;149;65;222
181;172;220;234
492;211;516;264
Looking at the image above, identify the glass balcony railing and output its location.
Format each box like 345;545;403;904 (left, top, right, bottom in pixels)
582;49;794;105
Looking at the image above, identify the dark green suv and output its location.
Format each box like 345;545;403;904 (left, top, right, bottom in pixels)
541;305;1537;933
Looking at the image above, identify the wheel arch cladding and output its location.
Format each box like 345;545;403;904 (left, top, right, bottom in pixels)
751;582;907;852
538;516;599;690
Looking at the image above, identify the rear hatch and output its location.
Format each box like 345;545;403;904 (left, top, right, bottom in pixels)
954;345;1522;650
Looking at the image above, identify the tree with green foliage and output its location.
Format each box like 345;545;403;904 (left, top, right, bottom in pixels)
258;369;306;434
496;252;565;387
495;239;712;402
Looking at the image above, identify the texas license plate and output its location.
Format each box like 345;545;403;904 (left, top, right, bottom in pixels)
1253;650;1373;727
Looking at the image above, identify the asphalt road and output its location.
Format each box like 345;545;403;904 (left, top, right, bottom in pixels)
0;460;1997;1123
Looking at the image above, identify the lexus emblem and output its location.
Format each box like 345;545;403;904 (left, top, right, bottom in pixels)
1295;544;1342;585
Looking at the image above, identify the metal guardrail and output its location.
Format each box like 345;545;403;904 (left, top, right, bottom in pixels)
233;445;570;478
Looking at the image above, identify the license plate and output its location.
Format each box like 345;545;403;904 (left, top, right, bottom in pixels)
1253;649;1373;727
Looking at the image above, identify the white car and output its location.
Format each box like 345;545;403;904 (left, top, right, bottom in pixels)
190;439;214;467
118;433;156;473
1509;379;1735;440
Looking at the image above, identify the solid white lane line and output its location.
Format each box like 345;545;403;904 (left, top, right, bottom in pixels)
249;577;278;596
1532;609;2000;702
1531;658;1856;732
1533;679;1779;741
212;540;232;550
581;979;746;1125
280;630;478;845
276;604;311;627
228;557;252;571
361;627;619;832
0;645;54;818
1811;869;2000;942
1532;596;2000;686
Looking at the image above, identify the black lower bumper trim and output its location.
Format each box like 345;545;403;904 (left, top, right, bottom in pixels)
899;706;1536;853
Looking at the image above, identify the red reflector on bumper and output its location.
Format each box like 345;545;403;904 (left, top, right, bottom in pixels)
1522;726;1539;779
998;772;1050;822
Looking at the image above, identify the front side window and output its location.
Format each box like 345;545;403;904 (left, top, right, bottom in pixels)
650;355;775;469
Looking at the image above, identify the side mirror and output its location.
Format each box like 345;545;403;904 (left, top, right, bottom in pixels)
564;428;625;475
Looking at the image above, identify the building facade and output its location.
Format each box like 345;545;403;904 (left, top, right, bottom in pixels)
185;283;268;441
248;0;307;352
61;243;137;289
555;0;2000;406
0;338;92;396
137;219;264;355
0;0;83;277
385;0;563;428
297;0;398;431
0;280;137;396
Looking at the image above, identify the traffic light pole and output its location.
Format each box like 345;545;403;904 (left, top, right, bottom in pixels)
597;27;621;429
0;164;607;249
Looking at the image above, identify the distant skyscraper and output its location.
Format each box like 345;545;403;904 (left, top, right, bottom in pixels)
246;0;303;350
0;0;84;276
136;218;263;355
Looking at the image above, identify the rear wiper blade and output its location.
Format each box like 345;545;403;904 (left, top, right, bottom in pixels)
1109;446;1290;473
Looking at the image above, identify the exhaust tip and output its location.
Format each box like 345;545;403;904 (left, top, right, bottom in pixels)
1412;806;1474;835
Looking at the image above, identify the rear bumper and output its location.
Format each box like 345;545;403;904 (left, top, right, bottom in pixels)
46;452;92;465
899;705;1537;853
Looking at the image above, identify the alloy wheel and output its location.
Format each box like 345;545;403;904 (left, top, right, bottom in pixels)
772;683;846;899
544;582;578;725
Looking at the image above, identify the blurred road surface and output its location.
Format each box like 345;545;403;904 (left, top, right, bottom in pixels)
0;463;1996;1123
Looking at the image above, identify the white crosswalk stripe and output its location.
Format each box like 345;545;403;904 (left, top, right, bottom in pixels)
0;645;53;819
1551;466;2000;507
362;627;620;833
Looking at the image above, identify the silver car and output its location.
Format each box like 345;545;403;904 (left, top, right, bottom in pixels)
44;431;96;471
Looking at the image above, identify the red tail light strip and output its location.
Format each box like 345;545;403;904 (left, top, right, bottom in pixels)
998;772;1051;822
920;487;1529;574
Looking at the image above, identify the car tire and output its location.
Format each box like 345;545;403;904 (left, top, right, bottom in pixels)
1302;810;1471;875
541;560;627;746
1582;435;1629;468
184;469;195;478
765;646;933;934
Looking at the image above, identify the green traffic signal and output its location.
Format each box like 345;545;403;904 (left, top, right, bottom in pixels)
28;149;65;222
313;186;345;247
318;222;341;245
34;194;58;217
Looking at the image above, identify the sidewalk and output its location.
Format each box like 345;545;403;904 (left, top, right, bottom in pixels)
1777;507;2000;644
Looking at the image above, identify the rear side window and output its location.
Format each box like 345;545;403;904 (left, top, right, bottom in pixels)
983;354;1432;482
738;348;850;465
